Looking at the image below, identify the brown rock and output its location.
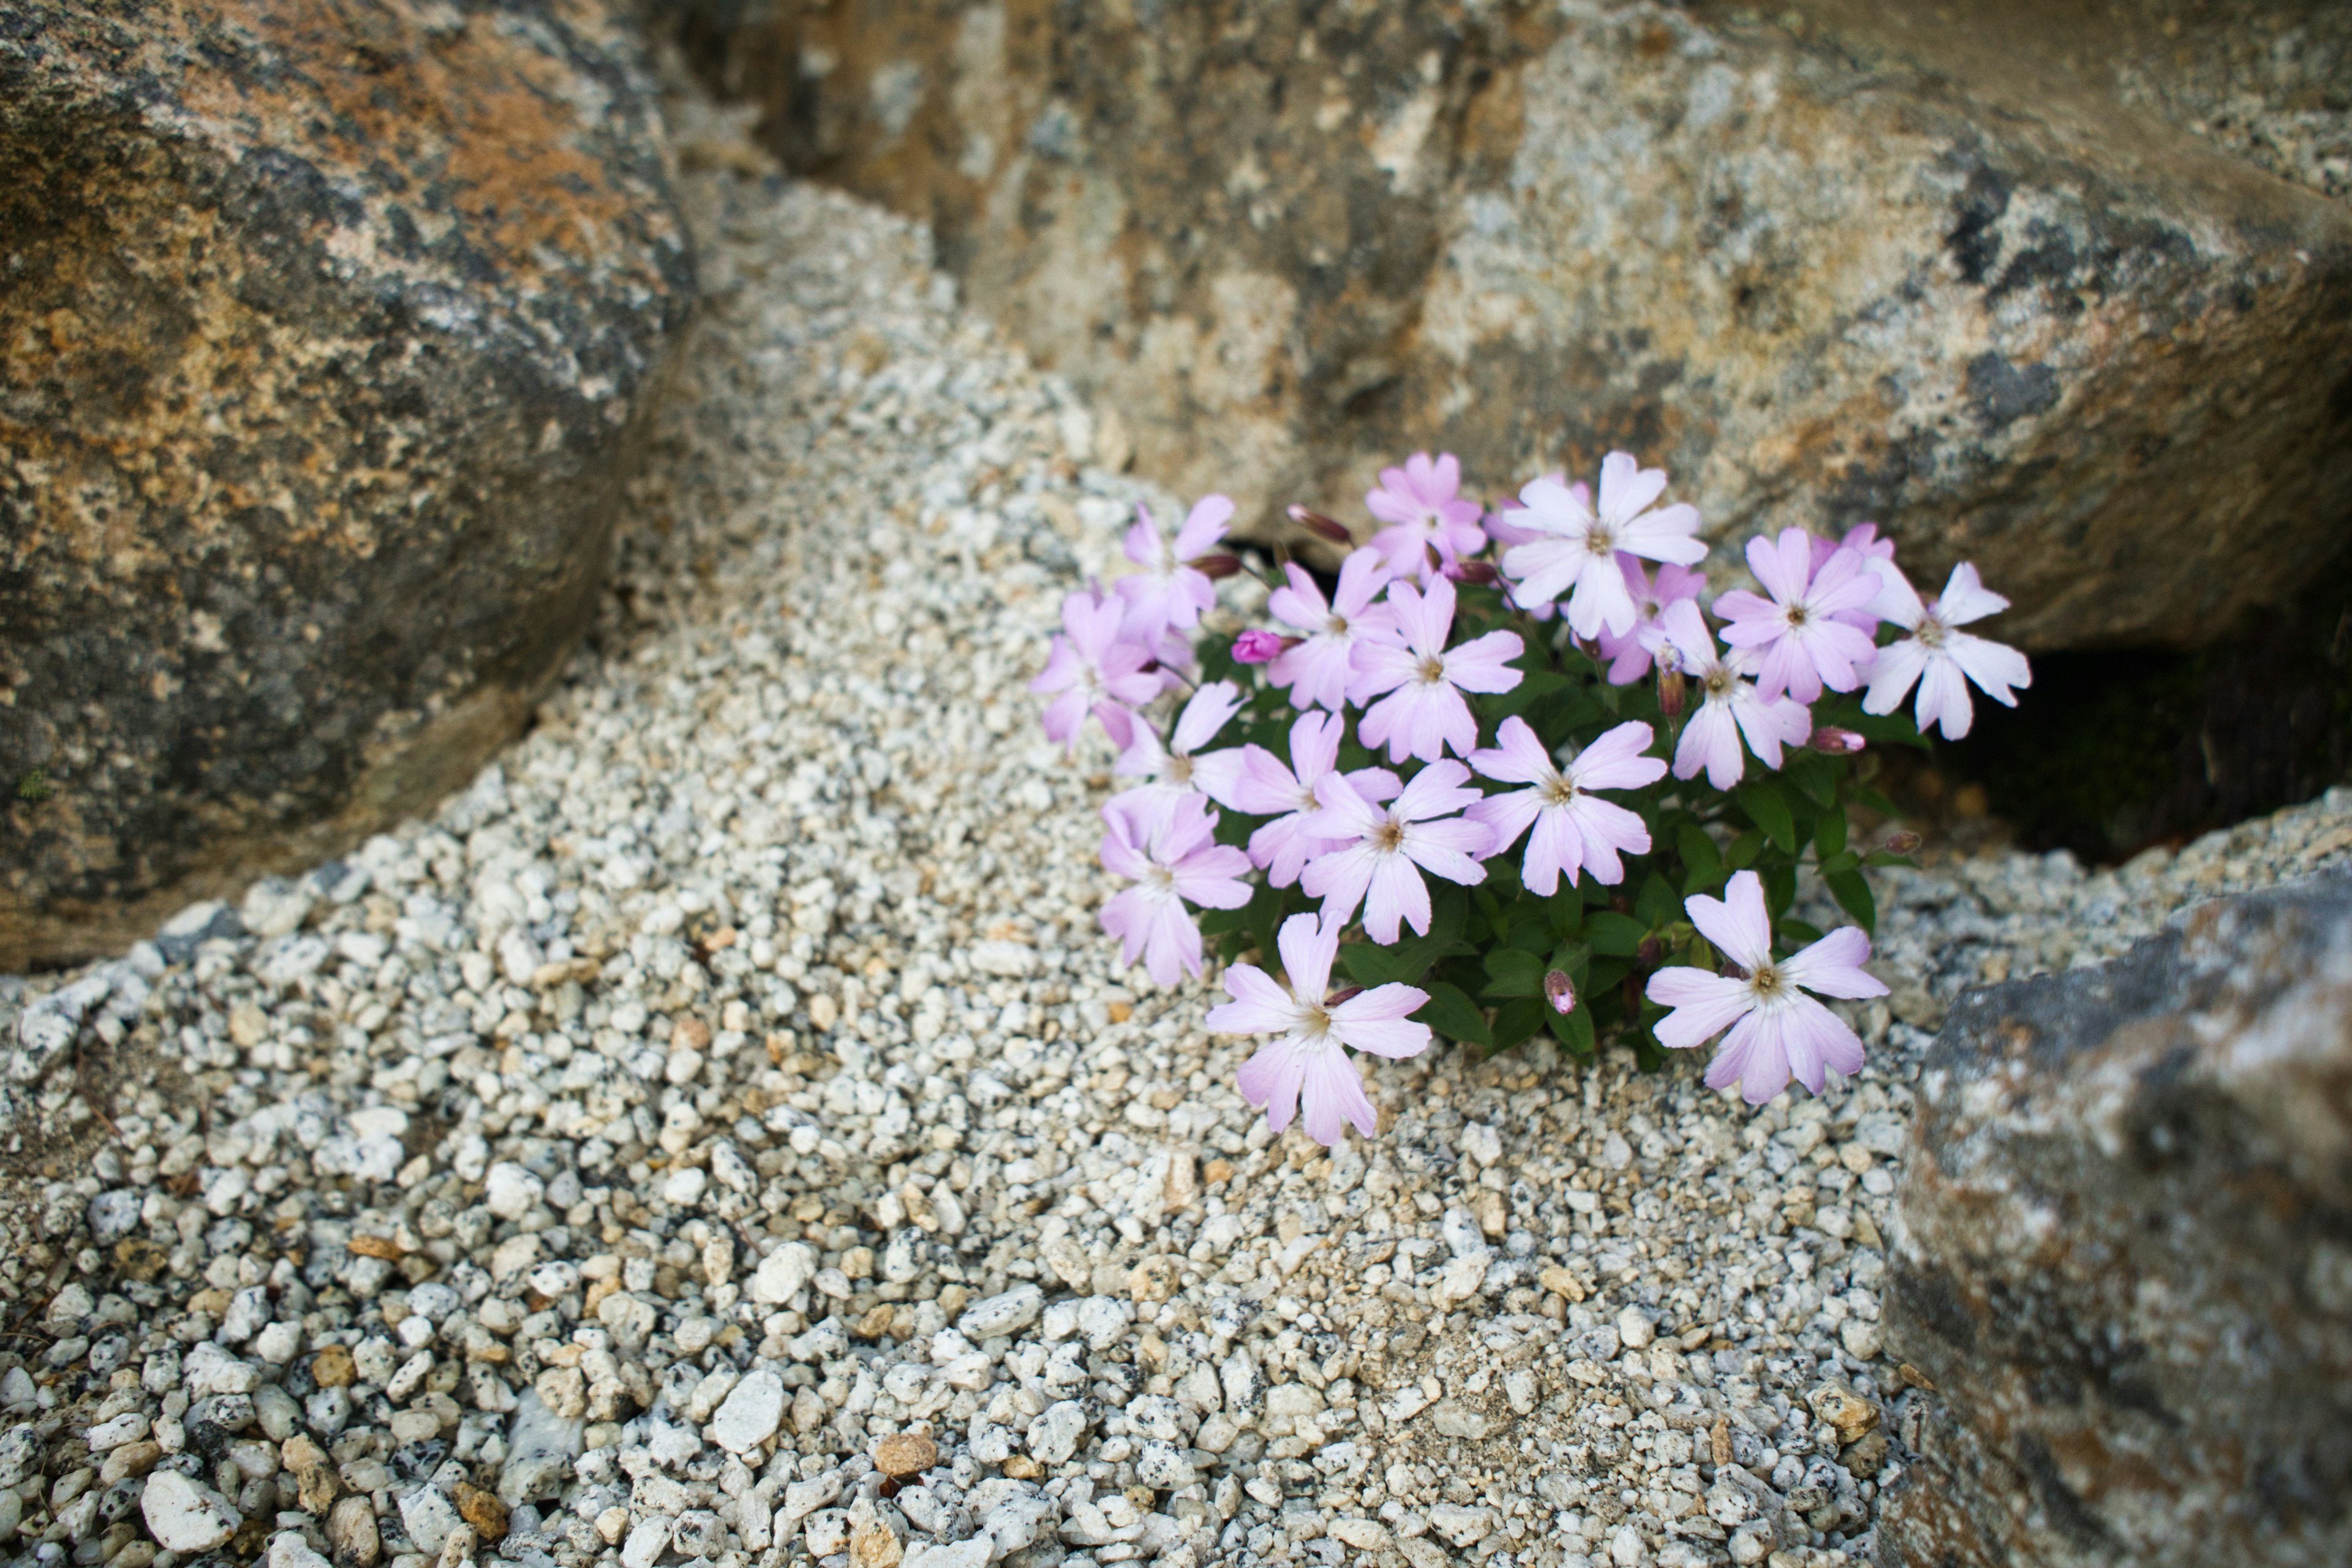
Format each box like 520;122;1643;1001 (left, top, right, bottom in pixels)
871;1430;938;1480
281;1433;337;1515
1805;1384;1878;1444
0;0;693;967
307;1344;355;1389
677;0;2352;655
327;1493;380;1568
1001;1455;1041;1480
347;1234;405;1262
1881;867;2352;1568
847;1496;902;1568
453;1481;508;1545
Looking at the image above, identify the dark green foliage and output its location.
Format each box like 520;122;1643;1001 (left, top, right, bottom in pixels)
1199;577;1917;1064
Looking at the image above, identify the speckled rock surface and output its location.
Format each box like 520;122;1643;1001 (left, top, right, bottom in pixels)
0;81;2346;1568
1878;868;2352;1568
676;0;2352;652
0;0;695;968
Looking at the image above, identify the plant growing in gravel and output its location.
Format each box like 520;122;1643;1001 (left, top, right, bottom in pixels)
1035;451;2032;1140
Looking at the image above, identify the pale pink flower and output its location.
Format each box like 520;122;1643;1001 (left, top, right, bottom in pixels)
1593;556;1708;685
1031;584;1160;753
1862;563;2031;740
1267;548;1395;711
1466;717;1665;894
1483;490;1559;621
1645;870;1887;1104
1210;913;1433;1145
1713;529;1885;703
1819;523;1906;630
1348;575;1524;763
1097;796;1253;988
1366;451;1489;583
1115;495;1234;641
1110;681;1248;835
1225;712;1400;888
1499;454;1708;638
1656;599;1812;790
1300;763;1491;944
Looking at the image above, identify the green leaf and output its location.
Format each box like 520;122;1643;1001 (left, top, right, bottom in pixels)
1586;911;1649;957
1482;948;1546;999
1725;829;1765;871
1817;848;1861;877
1676;824;1724;894
1825;866;1877;935
1814;810;1847;859
1483;668;1572;721
1635;873;1679;930
1776;916;1825;948
1415;982;1493;1048
1490;997;1547;1053
1844;707;1931;750
1736;782;1798;854
1547;1003;1596;1056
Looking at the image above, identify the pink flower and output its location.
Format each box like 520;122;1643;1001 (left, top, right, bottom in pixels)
1499;454;1708;638
1712;530;1885;704
1031;585;1161;753
1863;562;2032;738
1210;913;1433;1145
1818;523;1905;631
1300;762;1491;944
1110;681;1248;835
1232;629;1289;665
1466;717;1665;893
1267;548;1394;711
1097;796;1253;988
1593;556;1708;685
1645;870;1887;1104
1224;712;1400;888
1348;575;1525;763
1484;489;1559;622
1115;495;1234;641
1656;600;1812;790
1862;563;2031;740
1366;452;1489;584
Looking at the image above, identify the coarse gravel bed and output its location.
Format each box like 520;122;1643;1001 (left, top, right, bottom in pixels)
4;96;2350;1568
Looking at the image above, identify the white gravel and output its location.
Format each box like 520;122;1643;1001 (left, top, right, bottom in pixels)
1;87;2348;1568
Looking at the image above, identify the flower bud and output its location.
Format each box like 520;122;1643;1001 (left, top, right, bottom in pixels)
1808;726;1866;754
1544;970;1576;1016
1882;829;1923;855
1231;629;1291;665
1656;666;1687;717
1284;505;1355;545
1635;936;1662;967
1447;559;1501;586
1196;553;1243;579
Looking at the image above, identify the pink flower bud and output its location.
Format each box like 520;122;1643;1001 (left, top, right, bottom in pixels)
1231;629;1289;665
1284;505;1355;545
1808;726;1866;754
1883;829;1923;855
1544;970;1576;1016
1656;666;1687;717
1447;559;1501;586
1196;553;1243;579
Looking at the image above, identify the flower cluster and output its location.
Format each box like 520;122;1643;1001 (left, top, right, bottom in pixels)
1034;452;2029;1144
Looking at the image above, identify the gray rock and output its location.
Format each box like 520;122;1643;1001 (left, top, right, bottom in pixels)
0;0;693;968
498;1390;582;1507
957;1283;1044;1340
674;0;2352;655
140;1470;238;1553
1881;869;2352;1568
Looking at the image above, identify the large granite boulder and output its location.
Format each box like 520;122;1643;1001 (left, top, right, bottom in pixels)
676;0;2352;650
1879;868;2352;1567
0;0;694;968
